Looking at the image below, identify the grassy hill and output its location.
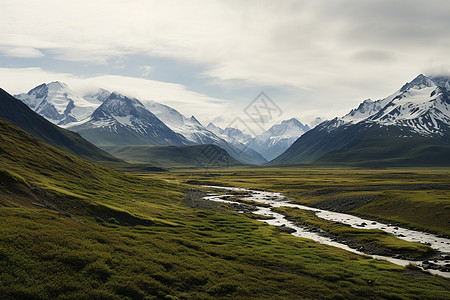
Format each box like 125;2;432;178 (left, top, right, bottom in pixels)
0;118;449;299
0;88;121;164
102;144;242;169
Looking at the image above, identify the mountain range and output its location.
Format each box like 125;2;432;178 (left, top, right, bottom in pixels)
12;74;449;167
272;74;450;166
207;118;315;161
15;82;269;165
145;100;267;165
68;92;189;147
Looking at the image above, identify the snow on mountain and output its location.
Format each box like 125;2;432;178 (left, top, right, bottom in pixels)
342;98;392;123
205;122;223;135
248;118;310;161
259;118;309;141
15;82;101;126
367;75;450;135
146;100;225;145
68;92;189;146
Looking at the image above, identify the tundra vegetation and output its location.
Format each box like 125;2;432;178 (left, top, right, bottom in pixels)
0;119;449;299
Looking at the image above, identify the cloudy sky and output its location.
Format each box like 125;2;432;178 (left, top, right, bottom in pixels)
1;0;450;132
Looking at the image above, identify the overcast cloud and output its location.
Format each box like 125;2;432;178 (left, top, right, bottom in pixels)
1;0;450;130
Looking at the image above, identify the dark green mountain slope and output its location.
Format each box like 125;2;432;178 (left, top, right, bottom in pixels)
0;88;121;163
271;121;450;167
317;125;450;167
102;144;242;169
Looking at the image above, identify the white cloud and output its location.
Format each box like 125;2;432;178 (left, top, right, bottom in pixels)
0;47;44;58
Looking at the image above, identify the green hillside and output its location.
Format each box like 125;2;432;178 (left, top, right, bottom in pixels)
0;118;449;299
103;144;242;169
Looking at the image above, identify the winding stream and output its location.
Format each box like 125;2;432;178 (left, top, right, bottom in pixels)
202;186;450;278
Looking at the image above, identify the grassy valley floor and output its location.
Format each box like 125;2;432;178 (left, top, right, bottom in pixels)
1;120;449;299
151;168;450;238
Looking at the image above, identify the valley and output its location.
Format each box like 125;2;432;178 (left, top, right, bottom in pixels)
0;111;448;298
0;73;449;298
155;168;450;237
2;2;450;298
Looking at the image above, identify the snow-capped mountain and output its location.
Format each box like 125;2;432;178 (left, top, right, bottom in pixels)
334;74;450;135
15;82;101;126
367;74;450;135
272;74;450;166
68;92;189;146
15;82;264;164
147;100;223;145
248;118;310;161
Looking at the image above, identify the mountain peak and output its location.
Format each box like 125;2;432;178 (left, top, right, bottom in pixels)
246;117;312;161
282;117;302;125
16;82;99;126
206;122;224;134
400;74;435;92
72;93;189;146
109;91;127;100
190;115;201;125
96;92;147;117
47;81;68;88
